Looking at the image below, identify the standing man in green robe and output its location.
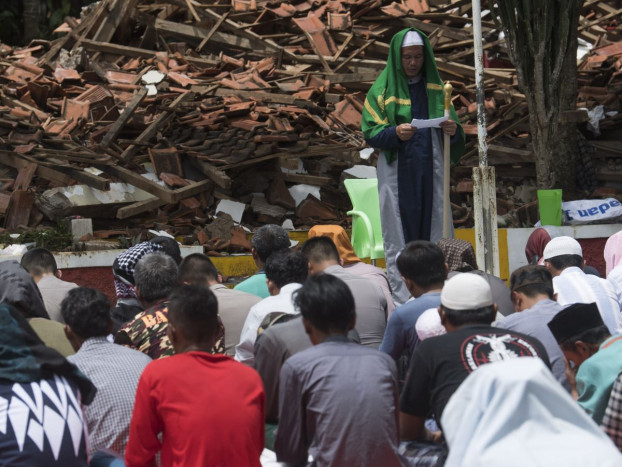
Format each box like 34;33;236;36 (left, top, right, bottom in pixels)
362;28;465;305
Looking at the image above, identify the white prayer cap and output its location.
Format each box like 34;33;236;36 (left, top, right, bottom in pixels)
416;307;446;341
542;236;582;260
402;31;424;47
441;273;492;310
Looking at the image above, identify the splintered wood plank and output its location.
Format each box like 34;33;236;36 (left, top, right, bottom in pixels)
92;0;140;43
196;10;230;52
101;88;148;148
5;190;35;229
0;192;11;214
188;156;231;190
116;197;166;219
0;151;74;186
79;39;219;67
96;164;176;203
13;162;37;190
171;179;212;202
120;92;192;162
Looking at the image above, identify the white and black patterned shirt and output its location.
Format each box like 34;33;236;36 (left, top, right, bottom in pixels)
68;337;151;455
0;375;88;466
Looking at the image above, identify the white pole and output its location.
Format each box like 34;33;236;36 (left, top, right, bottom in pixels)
472;0;500;276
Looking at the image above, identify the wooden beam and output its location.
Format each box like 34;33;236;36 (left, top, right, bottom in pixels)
79;39;219;67
281;173;331;186
120;92;192;162
188;157;231;190
154;18;257;51
201;8;284;54
96;164;176;203
196;10;230;53
101;88;148;148
171;179;212;202
43;164;110;191
0;151;74;186
333;40;376;73
116;197;166;219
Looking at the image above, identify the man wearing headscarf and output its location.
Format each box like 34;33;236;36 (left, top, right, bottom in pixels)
604;229;622;303
437;238;514;316
0;260;74;356
111;236;181;331
441;358;622;466
362;28;465;305
0;303;95;465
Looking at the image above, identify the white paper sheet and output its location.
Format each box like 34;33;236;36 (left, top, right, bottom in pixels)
410;116;449;128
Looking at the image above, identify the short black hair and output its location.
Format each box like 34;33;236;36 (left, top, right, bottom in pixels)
294;274;355;334
20;248;57;276
134;252;179;302
168;285;219;344
264;249;308;289
510;265;554;299
61;287;111;339
178;253;219;285
252;225;290;263
441;304;495;326
397;241;446;287
300;236;340;264
546;254;583;271
150;236;182;265
559;325;611;351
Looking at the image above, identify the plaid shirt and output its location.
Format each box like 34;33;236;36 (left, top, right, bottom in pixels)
602;370;622;451
67;337;152;455
116;300;225;359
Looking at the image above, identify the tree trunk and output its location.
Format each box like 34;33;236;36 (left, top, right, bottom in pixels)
492;0;584;192
22;0;41;44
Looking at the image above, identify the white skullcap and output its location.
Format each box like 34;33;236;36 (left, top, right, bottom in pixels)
542;236;582;261
416;307;446;341
441;273;492;310
402;31;424;47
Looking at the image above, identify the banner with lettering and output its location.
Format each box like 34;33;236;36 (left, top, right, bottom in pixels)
563;198;622;225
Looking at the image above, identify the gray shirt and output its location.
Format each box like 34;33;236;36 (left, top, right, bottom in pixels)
68;337;152;454
324;264;387;348
37;274;78;323
210;283;261;357
275;337;402;467
254;316;360;422
496;299;570;391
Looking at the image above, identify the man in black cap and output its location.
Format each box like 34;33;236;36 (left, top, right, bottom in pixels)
548;302;622;424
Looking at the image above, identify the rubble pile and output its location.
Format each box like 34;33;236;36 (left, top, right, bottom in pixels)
0;0;619;251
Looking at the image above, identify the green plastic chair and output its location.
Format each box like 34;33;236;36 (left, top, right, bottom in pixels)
344;178;385;262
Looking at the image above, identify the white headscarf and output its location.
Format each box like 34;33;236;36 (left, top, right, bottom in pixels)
441;358;622;467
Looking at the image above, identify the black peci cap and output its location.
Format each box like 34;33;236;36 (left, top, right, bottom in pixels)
547;302;604;344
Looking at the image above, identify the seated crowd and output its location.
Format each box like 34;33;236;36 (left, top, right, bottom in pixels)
1;225;622;466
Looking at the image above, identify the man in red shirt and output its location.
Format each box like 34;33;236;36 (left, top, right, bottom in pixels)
125;285;265;467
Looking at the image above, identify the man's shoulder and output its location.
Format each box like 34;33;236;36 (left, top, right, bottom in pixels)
399;294;441;313
288;340;392;368
73;340;152;367
213;285;261;301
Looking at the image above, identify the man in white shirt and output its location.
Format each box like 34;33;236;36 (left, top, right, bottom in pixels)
235;249;308;366
542;236;621;334
20;247;78;323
